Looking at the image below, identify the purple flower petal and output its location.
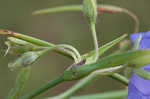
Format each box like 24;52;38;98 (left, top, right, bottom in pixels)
128;31;150;99
127;81;150;99
129;70;150;95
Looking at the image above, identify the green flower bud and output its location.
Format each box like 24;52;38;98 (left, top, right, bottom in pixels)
8;49;48;71
119;40;131;51
83;0;97;23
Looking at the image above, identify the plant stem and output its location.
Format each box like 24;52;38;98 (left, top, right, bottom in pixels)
52;66;126;99
51;72;97;99
13;33;53;47
122;9;139;33
110;73;129;85
32;5;82;15
90;22;99;61
7;67;31;99
21;75;64;99
70;90;128;99
57;44;81;62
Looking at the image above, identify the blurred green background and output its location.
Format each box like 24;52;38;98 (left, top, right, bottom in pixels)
0;0;150;99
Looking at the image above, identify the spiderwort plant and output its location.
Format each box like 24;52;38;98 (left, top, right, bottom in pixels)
0;1;150;99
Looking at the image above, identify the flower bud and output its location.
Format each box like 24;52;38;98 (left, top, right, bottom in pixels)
119;40;131;51
8;50;45;71
83;0;97;24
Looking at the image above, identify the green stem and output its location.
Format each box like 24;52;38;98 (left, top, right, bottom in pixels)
122;9;139;33
8;67;31;99
57;44;81;62
21;75;64;99
13;33;53;47
32;5;82;15
70;90;128;99
110;73;129;85
90;22;99;62
51;66;126;99
51;73;97;99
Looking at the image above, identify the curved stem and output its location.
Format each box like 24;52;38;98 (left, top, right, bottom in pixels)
32;4;139;33
57;47;79;63
21;75;64;99
122;9;140;33
57;44;82;62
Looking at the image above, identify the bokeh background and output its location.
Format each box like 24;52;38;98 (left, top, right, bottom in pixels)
0;0;150;99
